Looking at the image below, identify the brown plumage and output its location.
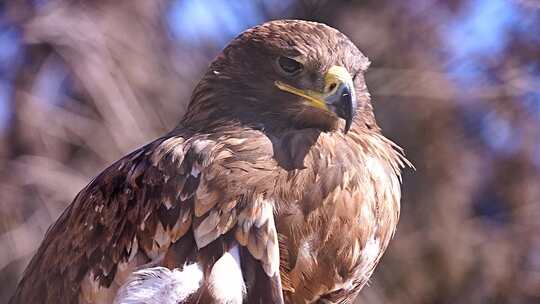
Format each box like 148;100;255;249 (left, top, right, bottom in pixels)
10;20;409;304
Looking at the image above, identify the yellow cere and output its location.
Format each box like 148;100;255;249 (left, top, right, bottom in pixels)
325;66;354;91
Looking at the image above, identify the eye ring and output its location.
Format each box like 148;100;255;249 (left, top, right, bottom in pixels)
276;56;304;76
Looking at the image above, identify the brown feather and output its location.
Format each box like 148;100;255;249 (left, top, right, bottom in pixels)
11;20;409;304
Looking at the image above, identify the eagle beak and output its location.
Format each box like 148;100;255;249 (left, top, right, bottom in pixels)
275;66;357;133
322;66;357;133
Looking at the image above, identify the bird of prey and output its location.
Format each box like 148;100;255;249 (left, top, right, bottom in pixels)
11;20;408;304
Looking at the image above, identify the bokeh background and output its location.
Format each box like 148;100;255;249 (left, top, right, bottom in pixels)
1;0;539;303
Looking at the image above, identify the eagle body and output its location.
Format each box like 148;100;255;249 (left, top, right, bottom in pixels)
11;20;407;304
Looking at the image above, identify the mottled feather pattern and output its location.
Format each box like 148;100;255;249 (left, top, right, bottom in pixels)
11;20;409;304
11;129;284;303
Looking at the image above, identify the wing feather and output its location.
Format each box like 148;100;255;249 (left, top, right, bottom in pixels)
10;130;283;304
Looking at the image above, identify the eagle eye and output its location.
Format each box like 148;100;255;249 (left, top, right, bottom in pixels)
277;56;303;76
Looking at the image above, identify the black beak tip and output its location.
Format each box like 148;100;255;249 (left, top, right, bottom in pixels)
325;83;357;134
343;118;352;134
339;85;356;134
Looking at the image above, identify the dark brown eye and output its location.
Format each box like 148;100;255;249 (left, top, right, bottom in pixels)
277;56;303;76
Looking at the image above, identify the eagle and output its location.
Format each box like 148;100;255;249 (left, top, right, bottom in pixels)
10;20;408;304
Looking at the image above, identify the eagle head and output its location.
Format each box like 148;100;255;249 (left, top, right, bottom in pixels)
185;20;372;134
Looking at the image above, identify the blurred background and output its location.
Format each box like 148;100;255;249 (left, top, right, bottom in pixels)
1;0;539;303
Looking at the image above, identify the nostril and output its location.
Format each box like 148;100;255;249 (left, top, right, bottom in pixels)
328;82;337;92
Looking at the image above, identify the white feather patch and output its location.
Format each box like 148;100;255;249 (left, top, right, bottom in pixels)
207;245;246;303
329;236;381;294
113;264;203;304
362;236;381;265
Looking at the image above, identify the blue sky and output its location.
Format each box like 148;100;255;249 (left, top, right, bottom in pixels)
446;0;518;59
0;24;20;130
168;0;292;47
444;0;538;156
